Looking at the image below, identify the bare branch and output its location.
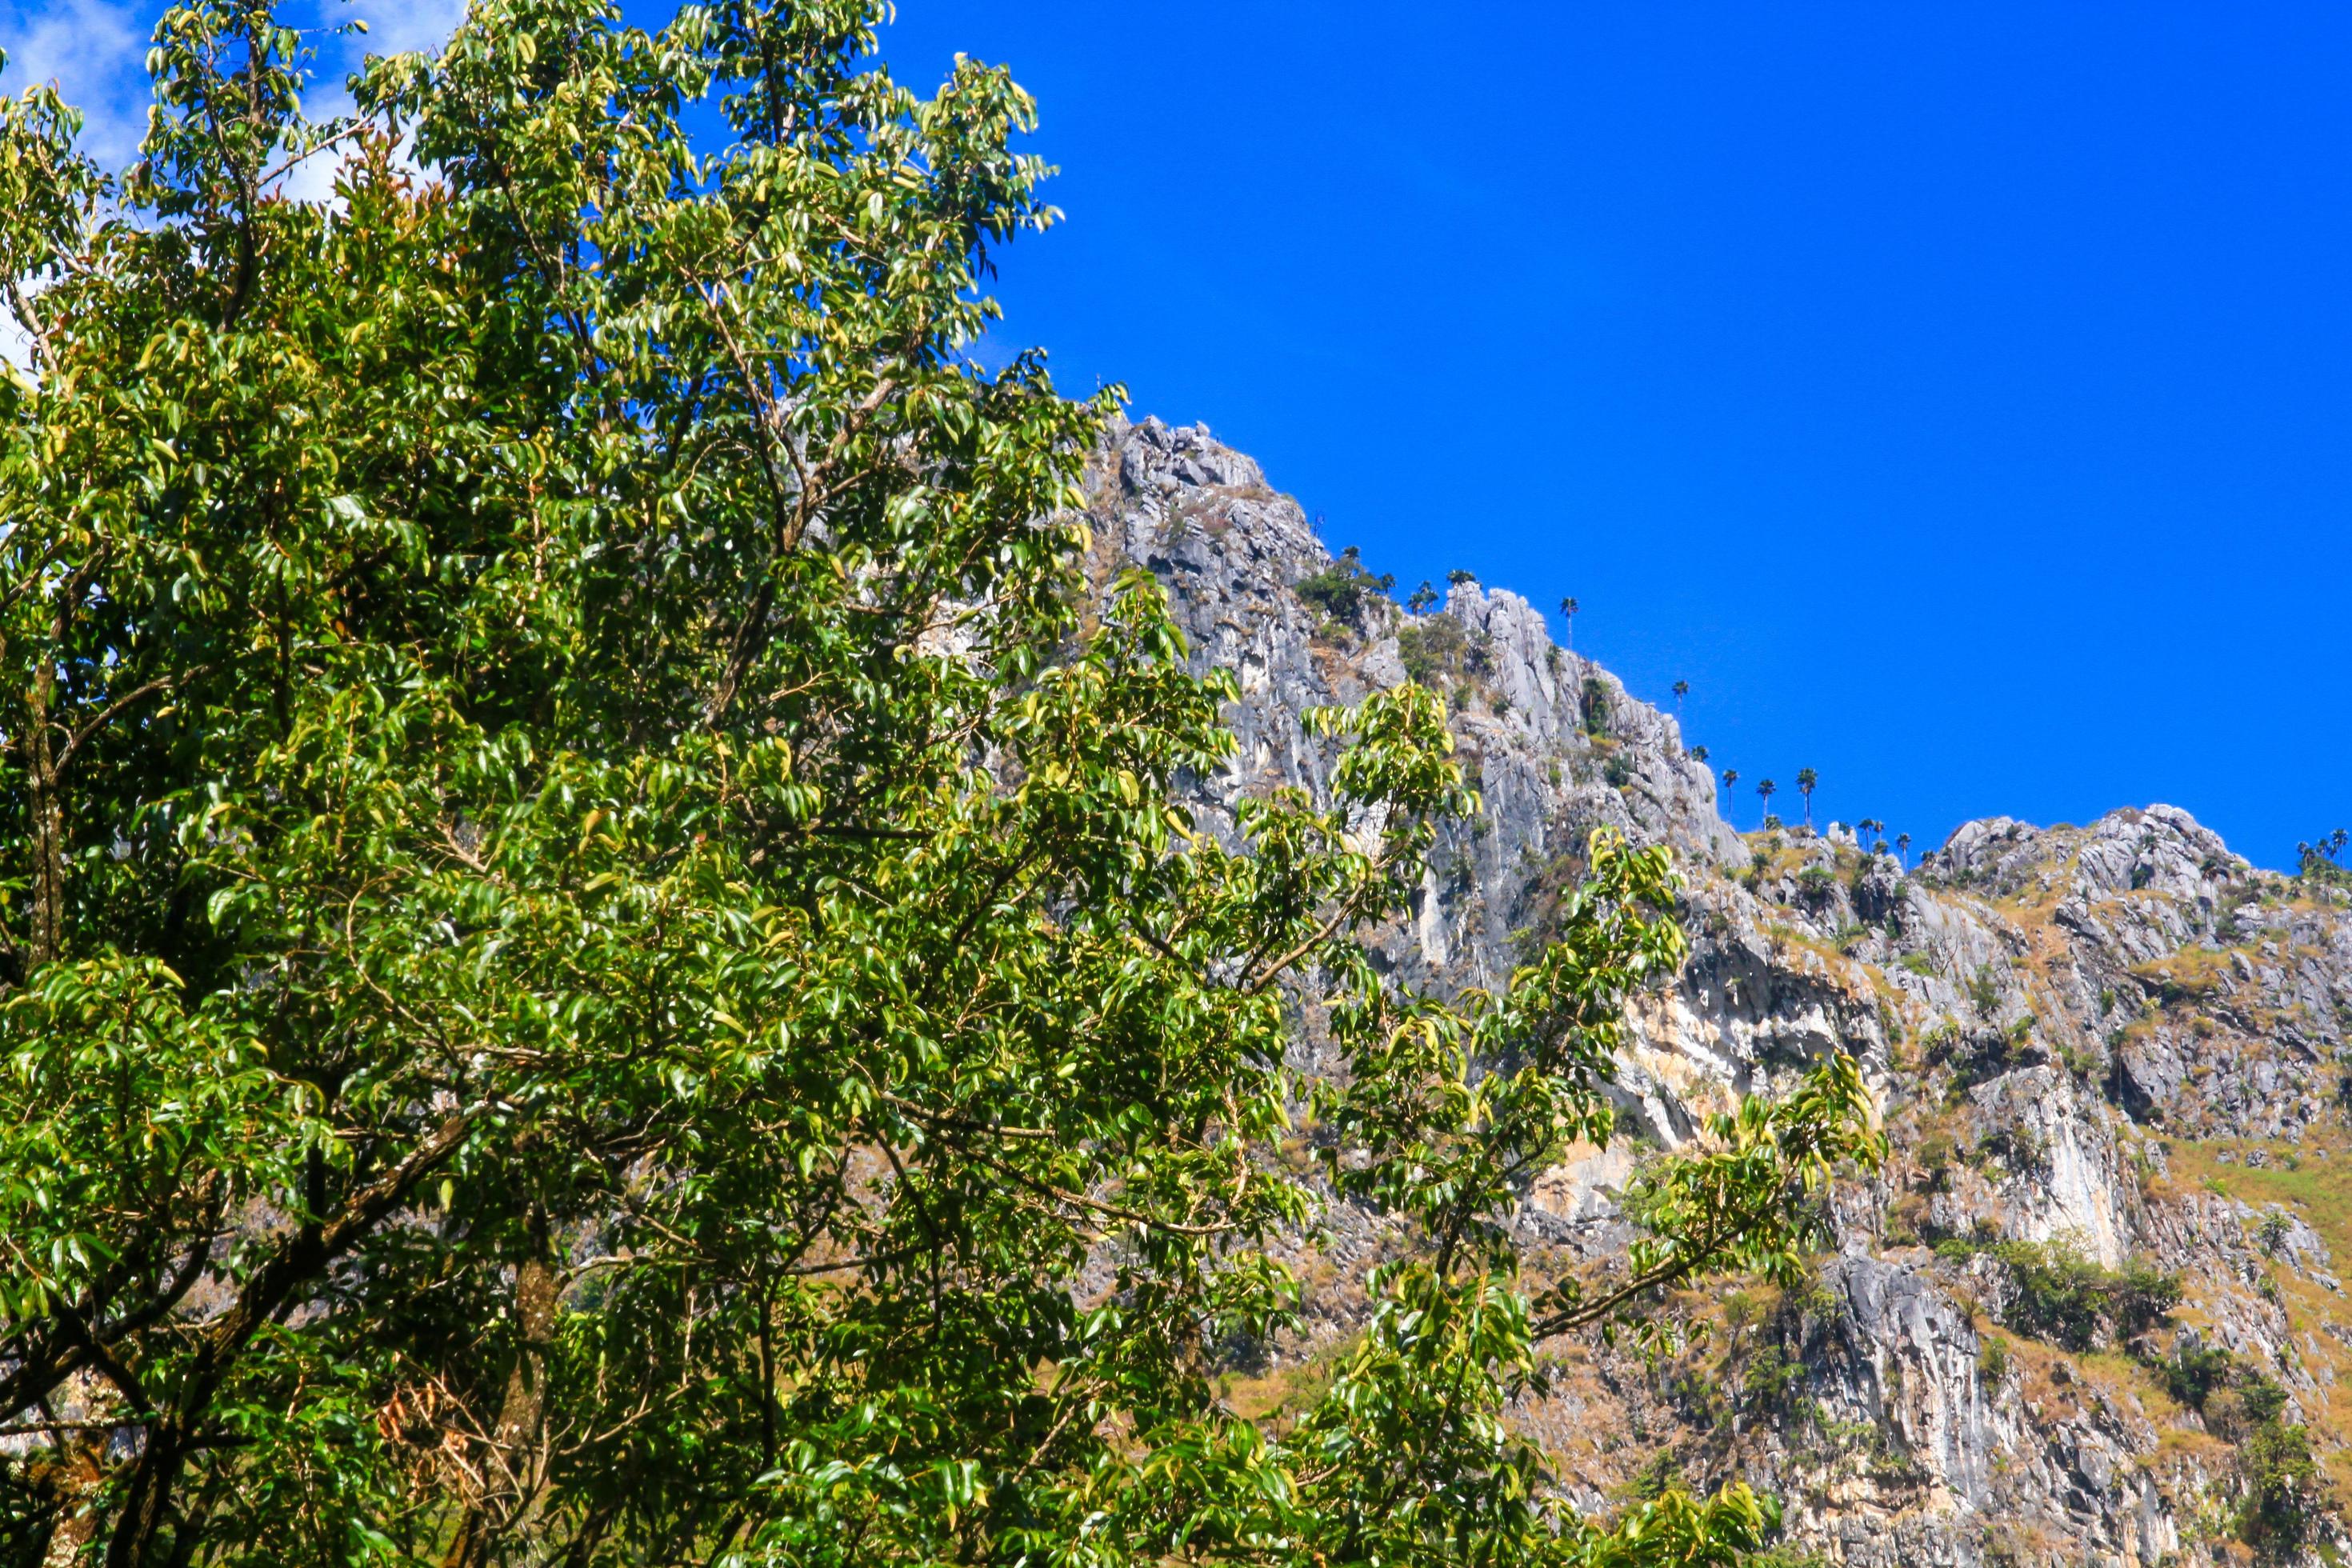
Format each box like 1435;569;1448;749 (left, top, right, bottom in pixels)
56;666;209;772
874;1090;1053;1142
4;276;52;371
967;1146;1233;1238
257;118;370;193
0;530;67;616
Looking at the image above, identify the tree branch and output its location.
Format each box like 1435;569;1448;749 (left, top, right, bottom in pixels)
967;1146;1232;1238
55;666;208;772
106;1112;474;1567
5;276;52;372
1530;1226;1730;1342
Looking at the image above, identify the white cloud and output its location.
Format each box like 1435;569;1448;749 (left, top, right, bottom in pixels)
0;0;474;170
262;0;466;206
0;303;33;378
338;0;466;66
0;0;148;168
0;0;469;204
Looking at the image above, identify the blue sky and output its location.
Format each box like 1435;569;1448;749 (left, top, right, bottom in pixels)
874;1;2352;869
8;0;2349;867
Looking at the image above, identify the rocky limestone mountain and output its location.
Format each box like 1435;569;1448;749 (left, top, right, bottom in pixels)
1087;414;2352;1567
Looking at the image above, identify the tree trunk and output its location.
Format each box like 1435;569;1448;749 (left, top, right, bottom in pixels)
444;1212;558;1568
25;653;64;970
106;1114;474;1567
105;1425;186;1568
39;1434;107;1568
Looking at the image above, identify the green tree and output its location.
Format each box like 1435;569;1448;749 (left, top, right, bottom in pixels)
1671;678;1688;718
1293;544;1395;629
1757;778;1778;825
1979;1241;2178;1351
2238;1418;2322;1555
0;6;1878;1563
1558;594;1578;649
1794;767;1818;830
2299;827;2350;905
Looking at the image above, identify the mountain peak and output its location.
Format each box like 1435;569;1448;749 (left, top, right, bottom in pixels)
1092;414;2352;1566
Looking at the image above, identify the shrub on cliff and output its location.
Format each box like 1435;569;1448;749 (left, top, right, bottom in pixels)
2236;1418;2322;1557
1942;1238;2179;1351
1293;543;1395;629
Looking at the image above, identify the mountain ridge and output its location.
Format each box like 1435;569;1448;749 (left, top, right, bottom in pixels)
1094;411;2352;1567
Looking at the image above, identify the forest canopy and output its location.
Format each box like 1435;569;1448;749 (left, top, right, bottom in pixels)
0;2;1878;1562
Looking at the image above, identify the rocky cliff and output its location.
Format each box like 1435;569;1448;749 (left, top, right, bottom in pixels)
1089;415;2352;1567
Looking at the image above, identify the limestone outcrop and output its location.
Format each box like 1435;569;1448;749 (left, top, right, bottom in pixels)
1093;414;2352;1566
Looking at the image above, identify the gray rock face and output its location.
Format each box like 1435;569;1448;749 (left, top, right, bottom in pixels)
1087;418;2352;1567
1814;1253;1994;1513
